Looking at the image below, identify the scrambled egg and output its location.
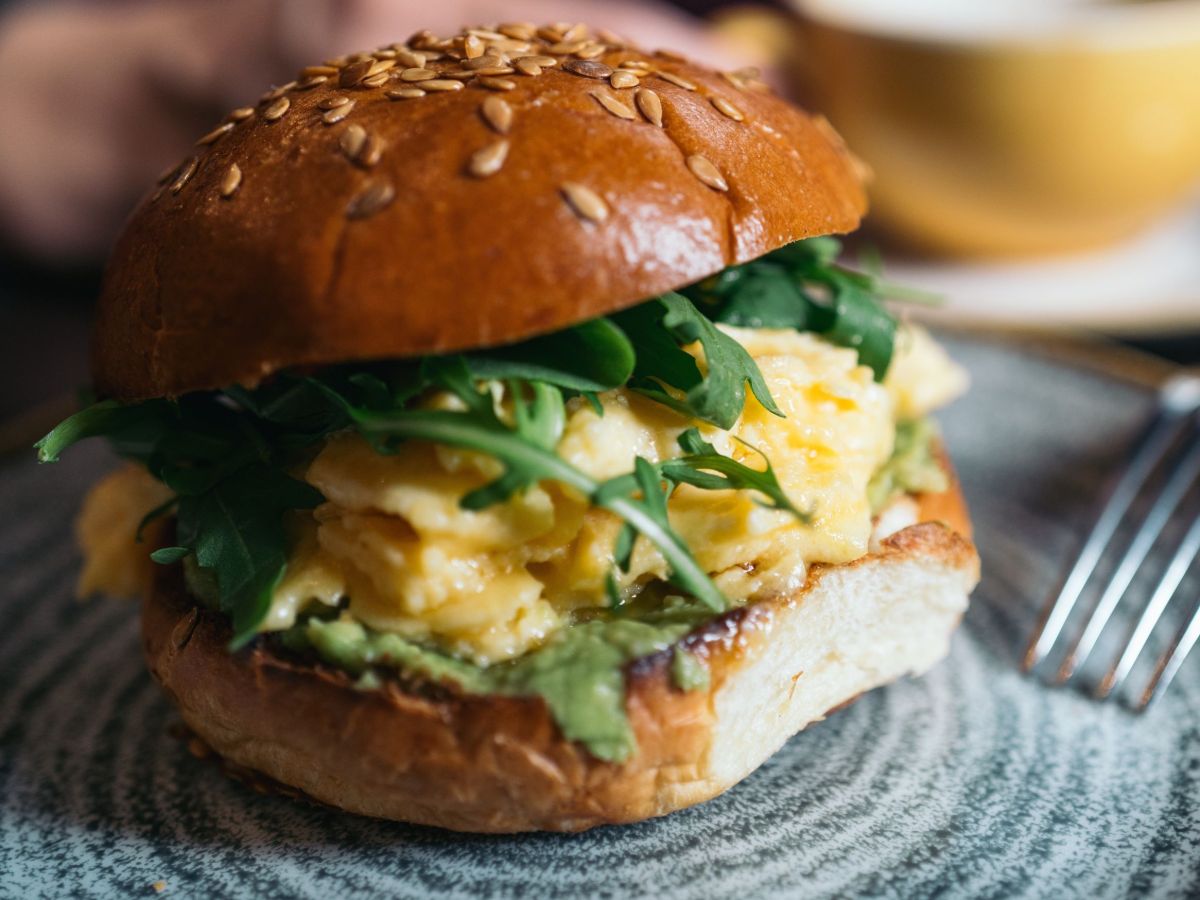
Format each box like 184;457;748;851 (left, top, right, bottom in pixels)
78;325;965;665
288;325;965;663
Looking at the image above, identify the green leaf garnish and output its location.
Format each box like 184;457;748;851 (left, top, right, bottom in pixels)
682;236;901;381
662;428;809;521
616;292;782;429
465;319;635;393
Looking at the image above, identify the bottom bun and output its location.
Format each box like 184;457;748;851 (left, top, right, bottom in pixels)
142;464;979;833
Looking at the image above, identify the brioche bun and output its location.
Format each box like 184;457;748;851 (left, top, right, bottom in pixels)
91;31;866;401
142;463;978;833
92;24;973;834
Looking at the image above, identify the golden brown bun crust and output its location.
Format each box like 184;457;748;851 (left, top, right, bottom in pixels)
92;29;866;400
142;473;977;833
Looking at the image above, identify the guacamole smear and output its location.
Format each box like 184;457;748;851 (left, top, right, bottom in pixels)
868;418;947;513
285;596;715;763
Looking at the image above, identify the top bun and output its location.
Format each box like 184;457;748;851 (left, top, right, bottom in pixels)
92;24;867;401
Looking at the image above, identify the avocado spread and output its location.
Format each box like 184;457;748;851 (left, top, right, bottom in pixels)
279;418;944;763
283;596;713;763
868;418;947;513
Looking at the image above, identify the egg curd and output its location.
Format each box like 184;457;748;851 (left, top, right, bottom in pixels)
259;325;965;664
78;325;964;665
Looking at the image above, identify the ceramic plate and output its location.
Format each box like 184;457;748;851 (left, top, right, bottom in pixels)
890;208;1200;334
2;333;1198;898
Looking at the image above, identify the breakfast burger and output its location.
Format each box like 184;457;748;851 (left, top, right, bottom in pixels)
39;22;979;832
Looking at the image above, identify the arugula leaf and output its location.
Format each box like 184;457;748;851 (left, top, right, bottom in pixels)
819;274;897;380
466;319;635;393
687;263;811;330
662;428;809;521
35;399;178;464
177;464;322;648
688;237;901;382
149;546;190;564
615;293;782;429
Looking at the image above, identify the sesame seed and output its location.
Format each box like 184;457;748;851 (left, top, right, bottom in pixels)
467;139;509;177
421;79;465;91
538;24;567;42
395;49;426;69
711;96;745;122
322;100;356;124
301;65;339;78
467;28;508;41
360;72;390;88
346;181;395;219
635;88;663;127
515;58;542;76
547;41;586;55
196;122;234;146
478;76;516;91
261;82;296;102
169;157;198;194
319;95;351;110
575;43;607;60
609;70;639;89
408;29;439;50
463;54;503;71
590;90;637;121
464;34;485;59
226;107;255;122
657;71;697;91
686;154;728;191
386;87;425;99
357;133;384;167
472;66;516;77
262;96;291;121
441;70;477;81
499;22;537;41
339;124;368;160
563;23;589;43
619;59;653;71
561;182;608;223
563;59;613;79
480;96;513;133
339;59;374;87
220;163;242;198
400;67;437;82
525;55;558;67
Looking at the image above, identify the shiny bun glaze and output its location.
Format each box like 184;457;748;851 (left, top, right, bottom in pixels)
91;23;866;400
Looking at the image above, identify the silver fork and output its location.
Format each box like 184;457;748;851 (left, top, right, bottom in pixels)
1023;369;1200;710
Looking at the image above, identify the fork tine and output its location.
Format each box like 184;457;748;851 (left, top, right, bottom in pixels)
1139;592;1200;710
1022;408;1188;672
1055;439;1200;683
1096;501;1200;701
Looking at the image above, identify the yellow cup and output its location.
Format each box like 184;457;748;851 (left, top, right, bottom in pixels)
782;1;1200;258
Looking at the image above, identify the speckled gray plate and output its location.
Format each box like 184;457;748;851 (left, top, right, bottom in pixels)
2;333;1198;900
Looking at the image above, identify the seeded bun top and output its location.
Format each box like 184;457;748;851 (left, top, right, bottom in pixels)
92;23;868;400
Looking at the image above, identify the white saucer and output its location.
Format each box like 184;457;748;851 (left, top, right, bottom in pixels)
885;206;1200;334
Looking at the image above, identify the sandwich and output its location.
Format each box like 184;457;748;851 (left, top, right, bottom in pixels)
37;21;980;833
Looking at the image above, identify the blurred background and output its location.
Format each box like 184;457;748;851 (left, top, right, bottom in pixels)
2;0;1199;430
